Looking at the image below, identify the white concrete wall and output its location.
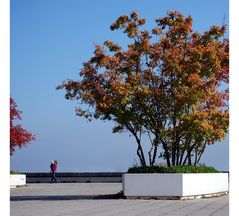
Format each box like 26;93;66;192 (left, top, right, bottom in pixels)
182;173;228;196
123;174;183;197
10;174;26;187
123;173;228;198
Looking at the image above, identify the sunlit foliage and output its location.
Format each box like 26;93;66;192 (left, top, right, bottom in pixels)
10;97;35;155
58;11;229;167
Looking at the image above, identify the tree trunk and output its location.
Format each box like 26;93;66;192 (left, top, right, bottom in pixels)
194;148;198;165
161;139;171;167
179;138;191;165
148;146;153;166
172;142;176;166
196;141;207;164
182;142;197;165
126;124;146;167
147;131;154;166
135;136;146;167
187;150;192;165
152;146;158;166
176;142;180;165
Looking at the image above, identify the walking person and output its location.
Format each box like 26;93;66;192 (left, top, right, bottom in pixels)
50;160;58;183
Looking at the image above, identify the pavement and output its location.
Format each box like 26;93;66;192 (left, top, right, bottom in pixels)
10;183;228;216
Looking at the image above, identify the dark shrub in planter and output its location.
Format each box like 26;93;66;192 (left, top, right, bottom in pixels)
127;165;218;173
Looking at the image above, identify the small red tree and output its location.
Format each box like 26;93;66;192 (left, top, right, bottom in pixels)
10;97;35;155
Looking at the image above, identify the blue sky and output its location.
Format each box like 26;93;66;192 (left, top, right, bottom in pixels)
10;0;229;172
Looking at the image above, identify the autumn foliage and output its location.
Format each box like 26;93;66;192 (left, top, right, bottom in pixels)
58;11;229;167
10;97;35;155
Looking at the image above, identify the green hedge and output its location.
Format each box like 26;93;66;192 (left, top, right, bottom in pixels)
127;165;219;173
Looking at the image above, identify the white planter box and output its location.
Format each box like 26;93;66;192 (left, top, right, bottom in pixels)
10;174;26;188
123;173;228;199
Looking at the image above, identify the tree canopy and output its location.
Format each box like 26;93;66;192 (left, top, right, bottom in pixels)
58;11;229;167
10;97;35;155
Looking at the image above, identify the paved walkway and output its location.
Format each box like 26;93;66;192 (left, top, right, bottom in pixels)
10;183;228;216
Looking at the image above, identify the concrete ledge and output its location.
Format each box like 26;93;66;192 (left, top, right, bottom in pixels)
25;172;124;183
10;174;26;188
123;173;229;199
125;192;229;200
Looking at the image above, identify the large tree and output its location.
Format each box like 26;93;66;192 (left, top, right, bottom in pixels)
10;97;35;155
58;11;229;167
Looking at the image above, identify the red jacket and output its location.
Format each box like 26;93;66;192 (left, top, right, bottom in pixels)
51;164;57;172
